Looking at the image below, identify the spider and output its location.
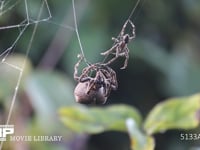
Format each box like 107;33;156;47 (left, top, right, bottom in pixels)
74;55;118;104
101;19;135;69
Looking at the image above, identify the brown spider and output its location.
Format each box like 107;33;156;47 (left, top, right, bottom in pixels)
101;19;135;69
74;55;118;104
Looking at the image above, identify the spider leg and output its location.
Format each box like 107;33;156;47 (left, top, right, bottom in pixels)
111;37;119;43
80;76;92;82
105;70;117;95
101;43;119;55
79;64;97;81
86;79;95;94
111;70;118;90
128;20;135;29
120;20;129;37
85;70;102;94
129;36;135;40
103;56;118;66
98;72;109;97
78;67;91;82
128;20;136;40
74;54;84;81
111;83;118;90
120;47;129;69
104;82;110;97
103;46;120;66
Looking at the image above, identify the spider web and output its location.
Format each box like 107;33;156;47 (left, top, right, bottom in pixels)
0;0;69;149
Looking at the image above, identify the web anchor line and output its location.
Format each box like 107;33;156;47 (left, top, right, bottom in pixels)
127;0;141;20
72;0;90;66
0;0;52;149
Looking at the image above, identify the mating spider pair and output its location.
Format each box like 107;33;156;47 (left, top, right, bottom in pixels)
74;19;135;104
74;55;118;104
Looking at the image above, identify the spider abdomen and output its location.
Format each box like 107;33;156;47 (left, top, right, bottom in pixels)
124;34;130;44
74;82;107;104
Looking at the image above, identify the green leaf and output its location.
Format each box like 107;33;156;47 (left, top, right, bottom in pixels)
59;104;142;134
144;94;200;135
126;118;155;150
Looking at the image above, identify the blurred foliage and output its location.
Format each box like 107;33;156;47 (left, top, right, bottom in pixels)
0;0;200;150
144;94;200;135
59;105;142;134
59;104;155;150
59;94;200;150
